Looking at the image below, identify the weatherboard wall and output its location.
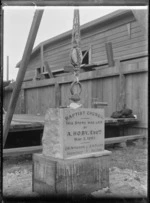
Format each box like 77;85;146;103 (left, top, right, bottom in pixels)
20;56;148;131
23;11;147;81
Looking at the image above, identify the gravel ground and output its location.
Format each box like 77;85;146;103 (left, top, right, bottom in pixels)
3;139;147;199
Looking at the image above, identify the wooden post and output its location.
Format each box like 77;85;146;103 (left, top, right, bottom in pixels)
105;42;114;67
55;82;61;108
116;60;126;111
40;43;44;71
44;61;54;78
89;45;92;64
3;9;44;147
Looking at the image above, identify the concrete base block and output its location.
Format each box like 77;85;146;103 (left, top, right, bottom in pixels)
32;151;111;196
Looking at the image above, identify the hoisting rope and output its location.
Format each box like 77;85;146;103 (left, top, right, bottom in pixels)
70;9;82;103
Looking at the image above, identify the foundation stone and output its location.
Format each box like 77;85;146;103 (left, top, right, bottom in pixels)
33;107;111;195
42;108;104;159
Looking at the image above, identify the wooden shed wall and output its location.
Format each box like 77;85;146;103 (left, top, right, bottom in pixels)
3;89;24;114
4;56;148;136
7;56;145;135
23;16;147;81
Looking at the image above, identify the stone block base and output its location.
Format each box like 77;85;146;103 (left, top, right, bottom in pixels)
32;151;111;196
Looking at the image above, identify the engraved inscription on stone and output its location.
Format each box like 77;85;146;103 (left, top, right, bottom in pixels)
42;108;104;159
63;108;104;158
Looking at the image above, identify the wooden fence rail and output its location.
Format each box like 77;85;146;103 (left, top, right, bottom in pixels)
3;57;148;134
3;134;147;157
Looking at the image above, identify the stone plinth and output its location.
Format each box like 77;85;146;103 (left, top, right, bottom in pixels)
33;151;111;195
42;108;104;159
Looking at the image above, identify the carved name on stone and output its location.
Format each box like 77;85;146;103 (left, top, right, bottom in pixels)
42;108;104;159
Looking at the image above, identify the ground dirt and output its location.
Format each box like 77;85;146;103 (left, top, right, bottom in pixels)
3;139;147;199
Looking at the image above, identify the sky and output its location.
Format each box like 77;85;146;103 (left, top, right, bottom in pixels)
3;6;146;80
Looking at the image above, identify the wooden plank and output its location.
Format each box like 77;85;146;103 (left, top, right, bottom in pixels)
105;117;138;126
44;50;70;63
92;24;127;44
114;35;146;49
55;73;72;77
26;50;148;82
105;42;114;67
64;65;74;73
92;102;108;108
61;83;71;107
91;21;145;48
22;60;148;90
121;56;147;66
44;45;71;61
44;45;71;59
93;40;147;60
9;123;43;132
40;43;44;70
27;59;41;71
114;40;147;52
82;12;134;41
3;146;42;157
92;25;146;47
91;24;146;49
38;85;56;115
92;28;143;53
13;90;22;114
131;72;140;118
3;114;44;132
44;52;70;65
96;78;103;106
105;134;146;145
4;113;139;127
44;61;54;78
125;73;132;110
3;134;146;157
94;51;148;66
127;23;131;39
114;46;147;58
3;9;44;147
25;88;39;114
111;76;118;113
138;72;148;128
12;114;45;123
89;45;92;64
55;82;61;108
116;60;125;111
80;79;92;108
102;77;113;117
20;89;26;114
24;70;36;81
4;1;148;6
3;91;12;111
